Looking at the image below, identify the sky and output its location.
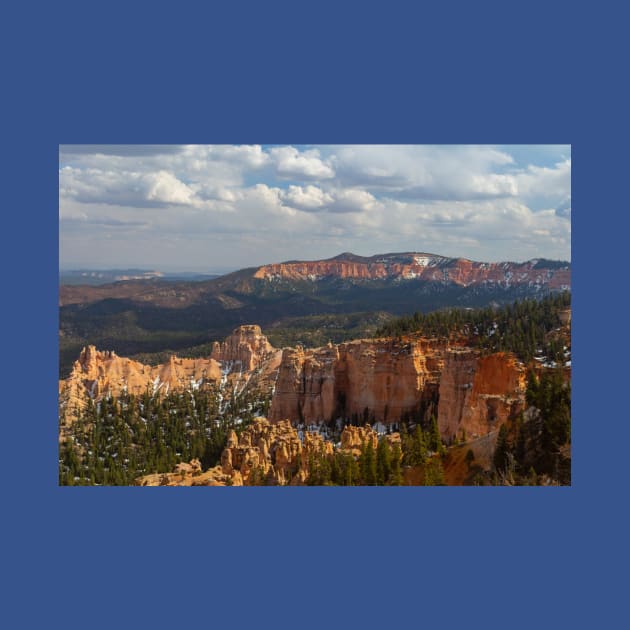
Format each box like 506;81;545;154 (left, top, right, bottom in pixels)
59;144;571;272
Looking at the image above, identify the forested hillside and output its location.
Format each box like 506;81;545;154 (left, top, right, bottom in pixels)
376;292;571;363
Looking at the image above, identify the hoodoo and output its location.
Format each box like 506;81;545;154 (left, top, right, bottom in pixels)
59;326;280;424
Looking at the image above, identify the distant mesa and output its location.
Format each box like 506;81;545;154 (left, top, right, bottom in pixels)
253;251;570;288
60;251;571;306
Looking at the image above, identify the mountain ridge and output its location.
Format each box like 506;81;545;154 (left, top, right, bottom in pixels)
60;251;570;307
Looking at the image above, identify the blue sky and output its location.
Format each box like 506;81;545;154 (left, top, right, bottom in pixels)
59;144;570;271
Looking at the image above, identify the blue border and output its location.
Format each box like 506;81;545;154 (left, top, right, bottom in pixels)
5;1;625;628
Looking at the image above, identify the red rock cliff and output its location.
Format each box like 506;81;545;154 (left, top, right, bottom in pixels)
437;350;526;440
269;337;446;425
269;337;528;441
253;253;570;289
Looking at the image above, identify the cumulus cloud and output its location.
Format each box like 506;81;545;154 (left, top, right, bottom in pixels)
327;188;380;213
279;185;378;213
59;144;571;269
180;144;270;169
60;166;201;208
270;146;335;179
282;185;333;211
146;171;197;205
515;159;571;200
331;145;516;200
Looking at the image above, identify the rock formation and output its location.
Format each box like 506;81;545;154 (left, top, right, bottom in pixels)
135;458;244;487
58;347;223;422
210;324;277;371
59;325;279;425
268;336;530;441
269;337;446;426
219;417;333;485
437;350;526;441
61;322;533;444
134;418;401;486
135;417;331;486
339;425;379;457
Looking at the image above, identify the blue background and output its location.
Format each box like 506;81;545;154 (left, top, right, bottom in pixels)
3;1;626;628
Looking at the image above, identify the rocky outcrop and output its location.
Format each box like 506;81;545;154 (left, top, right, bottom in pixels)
437;350;526;441
268;344;339;424
137;417;336;486
136;417;323;486
269;337;446;426
269;337;528;440
134;419;401;486
59;326;279;425
135;459;245;487
219;417;333;485
338;425;380;457
210;324;277;371
58;346;223;422
337;338;445;423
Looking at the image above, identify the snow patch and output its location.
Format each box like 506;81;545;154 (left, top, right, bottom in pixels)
414;255;433;266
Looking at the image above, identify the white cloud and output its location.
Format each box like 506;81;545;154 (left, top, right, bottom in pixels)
270;146;335;179
331;145;516;200
279;185;377;213
282;185;333;211
470;173;518;197
146;170;196;205
60;166;203;208
180;144;270;169
59;145;571;269
515;159;571;200
328;188;380;213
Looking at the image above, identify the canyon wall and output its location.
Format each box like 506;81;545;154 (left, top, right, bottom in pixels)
60;326;530;441
268;338;527;440
437;350;526;440
269;337;446;426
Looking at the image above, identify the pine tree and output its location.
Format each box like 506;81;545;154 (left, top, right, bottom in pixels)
376;439;392;485
428;416;443;454
493;424;511;473
361;441;377;485
318;451;332;486
424;458;446;486
389;445;404;485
